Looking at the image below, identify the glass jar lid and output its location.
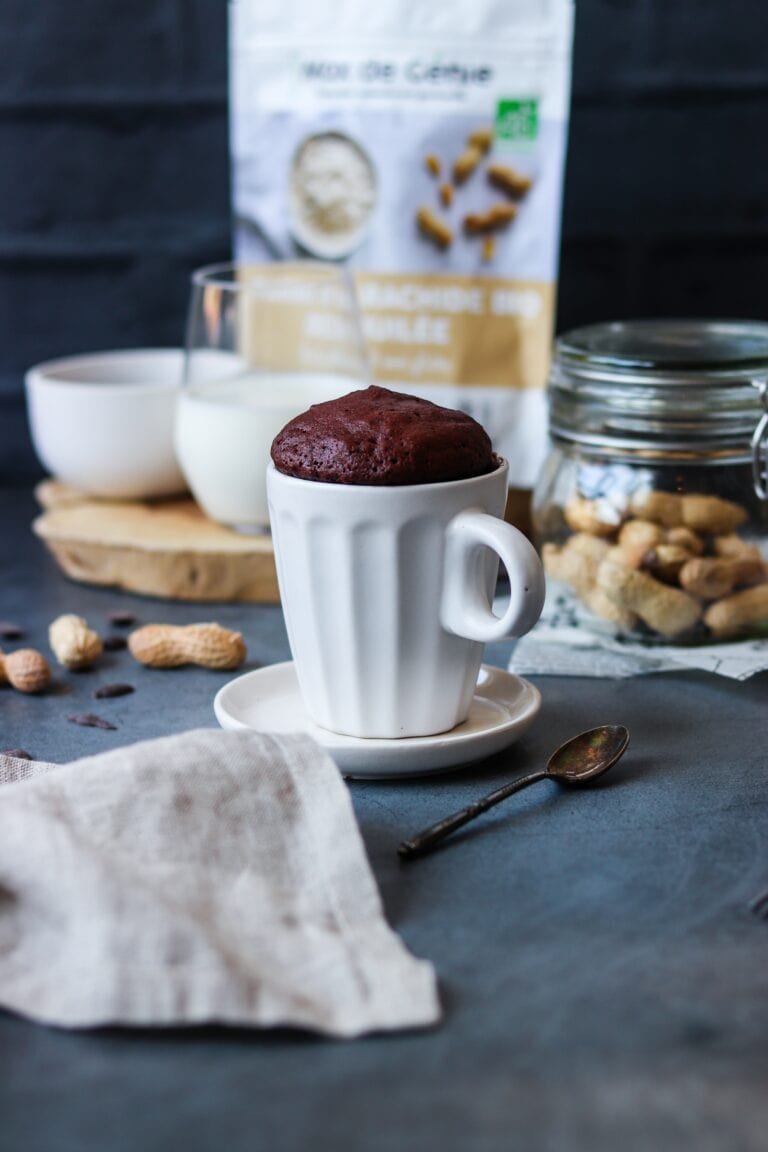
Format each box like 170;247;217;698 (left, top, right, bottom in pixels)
549;320;768;485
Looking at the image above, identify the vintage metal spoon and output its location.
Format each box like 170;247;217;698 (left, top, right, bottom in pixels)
398;725;630;860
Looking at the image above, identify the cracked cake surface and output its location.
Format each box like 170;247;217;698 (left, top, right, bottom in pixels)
271;385;495;486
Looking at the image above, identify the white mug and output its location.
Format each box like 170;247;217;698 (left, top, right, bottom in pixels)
267;459;545;739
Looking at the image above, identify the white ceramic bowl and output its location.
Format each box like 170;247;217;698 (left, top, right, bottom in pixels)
25;349;187;499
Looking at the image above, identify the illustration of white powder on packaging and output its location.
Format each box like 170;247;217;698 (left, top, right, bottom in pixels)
290;132;376;259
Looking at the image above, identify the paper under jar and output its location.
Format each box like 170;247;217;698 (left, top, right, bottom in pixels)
532;319;768;644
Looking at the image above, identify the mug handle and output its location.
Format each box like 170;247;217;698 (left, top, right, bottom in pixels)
440;511;545;643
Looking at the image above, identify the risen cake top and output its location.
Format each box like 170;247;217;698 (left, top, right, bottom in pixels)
271;385;496;486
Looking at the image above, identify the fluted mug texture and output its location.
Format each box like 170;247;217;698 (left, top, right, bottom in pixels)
267;459;544;739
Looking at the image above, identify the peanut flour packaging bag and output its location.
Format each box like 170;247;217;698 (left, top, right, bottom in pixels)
230;0;574;524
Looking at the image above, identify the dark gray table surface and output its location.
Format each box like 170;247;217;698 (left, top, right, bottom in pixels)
1;488;767;1152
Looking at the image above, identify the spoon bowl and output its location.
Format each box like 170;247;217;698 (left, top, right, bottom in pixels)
547;725;630;784
399;724;630;859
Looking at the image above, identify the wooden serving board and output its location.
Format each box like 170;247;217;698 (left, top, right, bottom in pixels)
33;481;280;603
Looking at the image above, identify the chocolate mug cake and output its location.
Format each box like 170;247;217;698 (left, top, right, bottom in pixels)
270;385;496;486
267;383;544;740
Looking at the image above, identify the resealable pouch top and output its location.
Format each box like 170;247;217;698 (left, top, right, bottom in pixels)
230;0;574;493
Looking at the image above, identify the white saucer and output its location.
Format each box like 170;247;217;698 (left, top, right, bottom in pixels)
213;662;541;779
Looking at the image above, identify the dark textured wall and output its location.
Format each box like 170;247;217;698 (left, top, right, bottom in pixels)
2;1;768;482
1;0;229;482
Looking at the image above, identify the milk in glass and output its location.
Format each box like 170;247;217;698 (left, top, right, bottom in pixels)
175;372;352;530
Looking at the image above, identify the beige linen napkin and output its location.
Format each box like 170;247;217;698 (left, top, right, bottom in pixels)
0;730;439;1036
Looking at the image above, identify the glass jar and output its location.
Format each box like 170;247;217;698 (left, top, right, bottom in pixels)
532;319;768;644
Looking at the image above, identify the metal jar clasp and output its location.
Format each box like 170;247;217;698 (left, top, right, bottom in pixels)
752;378;768;500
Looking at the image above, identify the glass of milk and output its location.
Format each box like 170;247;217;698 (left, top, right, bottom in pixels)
176;262;368;532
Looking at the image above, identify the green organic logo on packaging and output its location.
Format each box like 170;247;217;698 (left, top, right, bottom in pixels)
495;98;538;143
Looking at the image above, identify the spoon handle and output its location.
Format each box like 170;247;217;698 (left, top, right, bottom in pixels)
398;769;549;860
